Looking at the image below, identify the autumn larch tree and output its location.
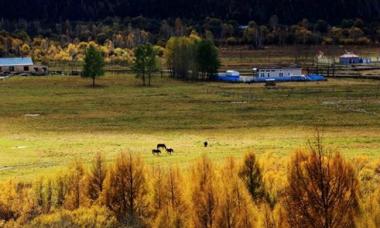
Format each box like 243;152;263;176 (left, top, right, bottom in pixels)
86;153;107;203
152;167;189;227
191;156;219;228
239;152;266;203
284;132;359;228
103;153;149;225
217;157;257;228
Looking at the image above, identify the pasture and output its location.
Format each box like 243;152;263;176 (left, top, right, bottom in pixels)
1;75;380;180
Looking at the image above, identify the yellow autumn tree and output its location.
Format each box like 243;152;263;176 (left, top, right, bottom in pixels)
217;157;257;228
191;156;219;228
284;133;359;228
102;152;150;226
152;167;189;228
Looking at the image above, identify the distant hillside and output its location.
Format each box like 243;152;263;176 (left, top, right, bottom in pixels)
1;0;380;23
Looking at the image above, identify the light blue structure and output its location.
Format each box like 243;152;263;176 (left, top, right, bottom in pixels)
0;57;33;67
217;70;242;82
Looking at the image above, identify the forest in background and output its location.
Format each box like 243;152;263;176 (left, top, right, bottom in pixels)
2;0;380;24
0;16;378;62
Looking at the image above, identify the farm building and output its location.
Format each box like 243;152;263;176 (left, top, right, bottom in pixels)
254;67;302;79
0;57;48;76
339;53;371;65
217;67;325;83
252;66;326;82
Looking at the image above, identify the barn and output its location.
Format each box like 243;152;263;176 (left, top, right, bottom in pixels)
0;57;48;76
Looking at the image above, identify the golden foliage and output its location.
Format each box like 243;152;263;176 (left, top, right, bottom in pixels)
0;139;378;227
102;152;149;225
190;156;219;228
217;157;257;228
284;134;359;228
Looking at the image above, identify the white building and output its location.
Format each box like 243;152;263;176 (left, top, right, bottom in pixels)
0;57;48;75
253;67;303;78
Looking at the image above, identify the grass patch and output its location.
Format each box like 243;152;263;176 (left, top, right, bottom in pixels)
0;75;380;180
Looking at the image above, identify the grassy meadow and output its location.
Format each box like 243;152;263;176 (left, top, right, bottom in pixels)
1;74;380;180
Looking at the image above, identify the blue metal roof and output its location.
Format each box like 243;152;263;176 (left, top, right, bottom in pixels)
0;57;34;67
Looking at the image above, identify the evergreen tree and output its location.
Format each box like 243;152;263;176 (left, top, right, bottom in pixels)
196;40;220;80
82;45;105;87
132;44;159;86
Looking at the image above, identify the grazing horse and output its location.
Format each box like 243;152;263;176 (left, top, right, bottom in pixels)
157;144;167;150
204;141;208;147
166;148;174;155
152;149;161;155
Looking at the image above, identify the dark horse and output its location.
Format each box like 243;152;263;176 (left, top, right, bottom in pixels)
166;148;174;155
157;144;167;150
152;149;161;155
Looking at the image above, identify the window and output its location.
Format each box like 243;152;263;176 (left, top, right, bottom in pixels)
279;72;284;77
261;73;265;77
24;66;29;71
9;66;14;72
267;73;270;77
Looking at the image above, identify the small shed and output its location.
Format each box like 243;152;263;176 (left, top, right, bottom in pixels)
0;57;48;75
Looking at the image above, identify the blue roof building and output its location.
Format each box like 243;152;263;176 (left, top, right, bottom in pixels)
0;57;34;67
0;57;48;75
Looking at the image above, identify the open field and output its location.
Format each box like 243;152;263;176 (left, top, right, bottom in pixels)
1;75;380;180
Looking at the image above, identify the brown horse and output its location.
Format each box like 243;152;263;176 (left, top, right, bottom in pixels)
157;144;167;150
152;149;161;155
166;148;174;155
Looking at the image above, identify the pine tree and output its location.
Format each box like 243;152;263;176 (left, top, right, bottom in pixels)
82;45;105;87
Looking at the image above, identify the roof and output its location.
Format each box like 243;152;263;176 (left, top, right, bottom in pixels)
0;57;34;67
340;53;359;58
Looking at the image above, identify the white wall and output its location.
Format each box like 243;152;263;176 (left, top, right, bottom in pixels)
256;68;302;78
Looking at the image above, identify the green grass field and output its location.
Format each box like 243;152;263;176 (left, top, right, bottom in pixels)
1;75;380;180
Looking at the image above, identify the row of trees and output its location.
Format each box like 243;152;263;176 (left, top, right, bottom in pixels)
0;17;378;60
0;33;135;63
165;35;220;80
0;134;379;227
81;34;221;87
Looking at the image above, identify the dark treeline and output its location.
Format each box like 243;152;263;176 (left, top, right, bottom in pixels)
2;0;380;24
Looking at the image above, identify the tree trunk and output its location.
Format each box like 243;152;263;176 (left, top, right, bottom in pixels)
92;77;96;88
148;73;151;86
142;72;145;86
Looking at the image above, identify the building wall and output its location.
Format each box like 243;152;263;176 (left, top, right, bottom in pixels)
340;57;361;64
256;68;302;78
0;65;48;74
